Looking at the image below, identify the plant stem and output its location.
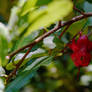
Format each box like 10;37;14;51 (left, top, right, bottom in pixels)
8;12;92;59
6;44;35;82
58;24;71;39
6;12;92;81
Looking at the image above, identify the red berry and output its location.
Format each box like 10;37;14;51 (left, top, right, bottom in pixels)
68;35;92;67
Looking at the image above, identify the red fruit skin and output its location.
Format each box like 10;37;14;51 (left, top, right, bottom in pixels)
68;39;79;52
71;50;91;67
68;35;92;67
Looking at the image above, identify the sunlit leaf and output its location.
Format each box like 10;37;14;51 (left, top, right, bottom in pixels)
25;0;73;35
21;0;38;16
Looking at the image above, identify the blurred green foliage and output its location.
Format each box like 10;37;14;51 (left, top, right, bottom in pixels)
0;0;18;21
0;0;92;92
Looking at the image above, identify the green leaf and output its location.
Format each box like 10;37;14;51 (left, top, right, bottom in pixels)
84;1;92;12
24;56;54;71
83;1;92;26
6;48;47;70
8;7;18;31
36;0;53;6
5;56;54;92
25;0;73;35
5;69;36;92
13;31;39;51
0;23;9;66
67;19;87;36
21;0;38;16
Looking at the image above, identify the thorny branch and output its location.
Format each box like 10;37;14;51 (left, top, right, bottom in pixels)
6;12;92;81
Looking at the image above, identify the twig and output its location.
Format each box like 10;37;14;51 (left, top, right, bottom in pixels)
58;20;62;27
73;6;85;15
6;12;92;81
61;30;84;53
6;44;35;82
72;0;84;15
58;24;71;39
8;12;92;59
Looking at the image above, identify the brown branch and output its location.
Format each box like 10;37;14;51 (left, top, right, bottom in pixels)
6;43;35;82
72;0;84;15
58;24;71;39
58;20;62;27
6;12;92;81
8;12;92;59
61;29;92;54
73;6;85;15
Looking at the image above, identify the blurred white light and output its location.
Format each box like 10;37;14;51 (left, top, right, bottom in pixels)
50;67;57;73
80;75;92;86
0;66;5;77
43;36;56;49
0;79;5;92
86;65;92;72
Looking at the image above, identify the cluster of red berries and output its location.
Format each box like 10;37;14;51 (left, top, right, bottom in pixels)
68;34;92;68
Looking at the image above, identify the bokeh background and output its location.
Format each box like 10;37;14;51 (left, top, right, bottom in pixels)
1;0;92;92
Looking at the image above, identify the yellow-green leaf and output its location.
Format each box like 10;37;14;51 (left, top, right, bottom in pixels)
25;0;73;36
21;0;38;16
